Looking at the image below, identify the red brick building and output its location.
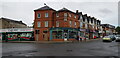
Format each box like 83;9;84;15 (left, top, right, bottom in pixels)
34;5;79;41
34;5;102;41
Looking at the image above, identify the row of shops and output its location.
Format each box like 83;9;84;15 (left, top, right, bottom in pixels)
49;27;99;41
0;28;100;41
0;28;34;41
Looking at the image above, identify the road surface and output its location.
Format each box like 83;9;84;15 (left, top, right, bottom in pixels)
1;39;120;58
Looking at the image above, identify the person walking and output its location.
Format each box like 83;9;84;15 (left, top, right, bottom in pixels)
5;34;8;42
76;36;79;41
79;36;82;41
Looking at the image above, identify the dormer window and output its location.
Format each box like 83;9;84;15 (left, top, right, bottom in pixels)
80;16;83;19
85;18;87;23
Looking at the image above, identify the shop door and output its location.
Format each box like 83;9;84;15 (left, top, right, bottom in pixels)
43;33;48;41
64;30;68;41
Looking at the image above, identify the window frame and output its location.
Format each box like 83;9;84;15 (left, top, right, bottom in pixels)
56;13;59;17
69;21;72;27
45;21;48;27
37;13;41;18
74;15;76;19
45;13;49;18
37;21;41;27
56;21;59;27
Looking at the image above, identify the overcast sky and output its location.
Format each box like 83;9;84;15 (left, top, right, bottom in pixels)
0;0;119;27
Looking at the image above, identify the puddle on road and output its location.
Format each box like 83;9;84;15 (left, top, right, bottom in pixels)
109;45;119;47
4;50;39;56
89;48;102;50
66;49;73;52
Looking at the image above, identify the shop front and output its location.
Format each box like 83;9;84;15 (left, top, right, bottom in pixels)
92;30;99;39
79;29;86;40
89;30;93;39
85;29;90;40
50;27;79;41
0;28;34;41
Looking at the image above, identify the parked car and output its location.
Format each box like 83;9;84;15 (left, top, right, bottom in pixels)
115;35;120;42
102;36;115;42
108;35;116;40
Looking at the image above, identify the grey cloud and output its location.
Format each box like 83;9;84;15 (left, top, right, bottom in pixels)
99;8;113;14
1;2;118;27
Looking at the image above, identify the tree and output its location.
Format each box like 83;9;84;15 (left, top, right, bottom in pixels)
115;26;120;34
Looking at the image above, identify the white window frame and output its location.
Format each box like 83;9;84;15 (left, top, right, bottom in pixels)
85;24;88;28
64;18;67;21
37;13;41;18
80;22;83;27
37;22;41;27
89;19;91;24
56;21;59;27
85;18;87;23
56;13;59;17
80;16;83;19
75;22;77;27
69;14;71;17
45;21;48;27
93;20;94;24
64;13;67;21
69;21;72;27
64;13;67;17
74;16;76;18
45;13;49;18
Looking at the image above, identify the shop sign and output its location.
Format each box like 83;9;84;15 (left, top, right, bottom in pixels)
0;28;33;32
80;29;86;31
93;30;96;32
86;29;90;32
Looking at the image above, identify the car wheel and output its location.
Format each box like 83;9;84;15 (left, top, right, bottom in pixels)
103;40;105;42
116;40;120;42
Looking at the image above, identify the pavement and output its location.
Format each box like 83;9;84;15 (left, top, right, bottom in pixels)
1;38;101;43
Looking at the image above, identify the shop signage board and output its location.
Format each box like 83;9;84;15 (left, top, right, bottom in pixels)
80;29;86;31
0;28;33;33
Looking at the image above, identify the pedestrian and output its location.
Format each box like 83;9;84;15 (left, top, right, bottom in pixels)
76;36;79;41
80;37;82;41
5;35;8;42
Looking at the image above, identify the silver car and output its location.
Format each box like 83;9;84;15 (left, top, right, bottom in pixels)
115;35;120;42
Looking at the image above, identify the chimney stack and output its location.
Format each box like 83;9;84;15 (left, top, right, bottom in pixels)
76;10;79;14
79;12;82;15
84;14;87;16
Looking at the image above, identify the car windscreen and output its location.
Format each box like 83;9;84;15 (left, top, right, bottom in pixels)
104;36;110;38
116;35;120;37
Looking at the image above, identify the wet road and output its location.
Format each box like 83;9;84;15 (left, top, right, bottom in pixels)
2;39;120;57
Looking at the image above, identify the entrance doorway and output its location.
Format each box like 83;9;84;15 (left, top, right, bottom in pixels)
43;31;48;41
43;33;48;41
64;30;68;41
